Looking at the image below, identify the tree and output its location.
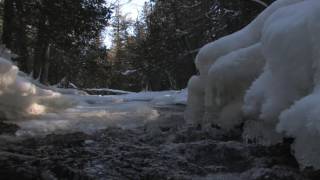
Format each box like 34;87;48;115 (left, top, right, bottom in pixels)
121;0;274;91
1;0;112;85
106;0;140;90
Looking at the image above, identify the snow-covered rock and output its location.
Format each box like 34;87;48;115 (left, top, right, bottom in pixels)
186;0;320;169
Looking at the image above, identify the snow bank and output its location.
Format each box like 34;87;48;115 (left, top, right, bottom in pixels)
187;0;320;169
13;90;187;137
122;90;187;105
14;100;160;136
0;47;73;119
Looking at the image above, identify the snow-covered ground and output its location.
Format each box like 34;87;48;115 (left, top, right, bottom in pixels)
12;90;187;136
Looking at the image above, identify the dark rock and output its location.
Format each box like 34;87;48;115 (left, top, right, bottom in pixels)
0;122;19;135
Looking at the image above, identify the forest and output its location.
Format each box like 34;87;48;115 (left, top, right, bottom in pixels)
2;0;320;180
0;0;273;91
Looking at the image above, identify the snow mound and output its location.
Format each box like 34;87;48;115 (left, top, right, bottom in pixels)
186;0;320;169
0;48;73;119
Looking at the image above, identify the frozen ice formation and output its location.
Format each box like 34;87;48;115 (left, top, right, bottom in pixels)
0;47;72;119
186;0;320;169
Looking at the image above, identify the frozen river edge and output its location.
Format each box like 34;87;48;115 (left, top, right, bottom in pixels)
0;104;318;180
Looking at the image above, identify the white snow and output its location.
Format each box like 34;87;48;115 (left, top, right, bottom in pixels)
84;88;133;95
189;0;303;128
251;0;268;7
12;90;187;136
186;0;320;169
0;48;68;119
14;100;160;136
121;69;137;76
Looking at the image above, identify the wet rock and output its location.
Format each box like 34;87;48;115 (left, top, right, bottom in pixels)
0;122;19;135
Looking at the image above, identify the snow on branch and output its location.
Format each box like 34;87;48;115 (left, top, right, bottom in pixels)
251;0;268;7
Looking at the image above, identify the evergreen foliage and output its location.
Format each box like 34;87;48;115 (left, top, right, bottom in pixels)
1;0;112;86
108;0;274;91
0;0;274;90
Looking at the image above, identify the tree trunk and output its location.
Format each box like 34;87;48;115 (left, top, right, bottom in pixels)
33;10;48;83
40;44;51;85
2;0;14;49
15;0;31;73
33;34;47;81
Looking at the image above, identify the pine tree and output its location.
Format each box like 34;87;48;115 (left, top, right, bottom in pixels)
1;0;112;85
124;0;274;91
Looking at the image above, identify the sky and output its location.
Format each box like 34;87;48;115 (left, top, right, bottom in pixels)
103;0;147;47
122;0;147;20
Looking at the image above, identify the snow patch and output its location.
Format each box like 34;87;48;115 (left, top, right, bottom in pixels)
14;101;160;136
11;89;187;137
